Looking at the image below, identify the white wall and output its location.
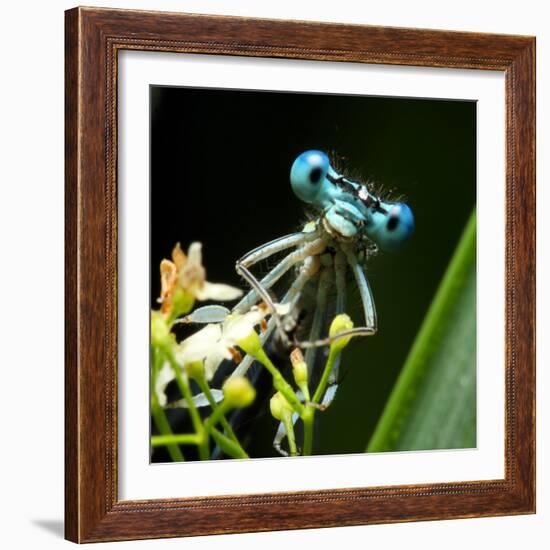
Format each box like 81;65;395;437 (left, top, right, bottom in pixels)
0;1;546;548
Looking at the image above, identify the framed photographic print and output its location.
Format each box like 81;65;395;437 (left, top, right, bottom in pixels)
65;6;535;543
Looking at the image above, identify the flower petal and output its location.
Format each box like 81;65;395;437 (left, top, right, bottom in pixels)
159;259;177;314
187;242;203;266
223;309;266;343
204;344;232;380
195;281;243;301
154;361;174;407
177;324;222;364
171;242;187;271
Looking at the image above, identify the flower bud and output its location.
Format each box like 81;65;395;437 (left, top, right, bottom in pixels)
329;313;354;353
171;287;195;318
151;311;173;348
223;377;256;409
269;392;293;422
290;348;308;386
184;360;205;380
236;329;263;357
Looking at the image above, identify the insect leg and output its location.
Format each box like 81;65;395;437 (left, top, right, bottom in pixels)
291;249;374;405
230;256;321;379
233;238;326;313
334;250;347;314
343;247;378;333
238;231;319;269
273;412;300;457
272;267;333;455
319;384;339;410
304;265;333;375
292;253;349;409
327;251;347;389
273;423;290;457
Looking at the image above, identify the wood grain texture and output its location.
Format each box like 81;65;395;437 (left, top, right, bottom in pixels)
64;6;536;543
64;7;79;543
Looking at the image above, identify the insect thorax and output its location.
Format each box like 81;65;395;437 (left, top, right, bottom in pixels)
301;217;377;265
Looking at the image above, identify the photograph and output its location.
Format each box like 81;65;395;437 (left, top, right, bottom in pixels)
149;85;477;462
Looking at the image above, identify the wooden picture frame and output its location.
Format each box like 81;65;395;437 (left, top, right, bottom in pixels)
65;6;535;543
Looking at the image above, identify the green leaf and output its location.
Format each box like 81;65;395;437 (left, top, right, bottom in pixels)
367;211;476;452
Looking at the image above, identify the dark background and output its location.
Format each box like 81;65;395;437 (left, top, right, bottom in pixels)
150;85;476;458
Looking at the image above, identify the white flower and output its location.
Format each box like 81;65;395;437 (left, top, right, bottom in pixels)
154;361;174;407
176;307;268;380
154;360;224;408
181;242;243;302
159;242;243;315
154;302;286;406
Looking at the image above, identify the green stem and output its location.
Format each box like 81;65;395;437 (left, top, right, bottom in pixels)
298;382;311;404
199;395;250;459
196;375;240;445
163;348;208;460
312;348;339;404
254;347;304;415
302;407;314;456
203;401;231;433
303;345;342;456
282;413;298;456
152;433;201;447
151;395;185;461
151;345;185;462
210;427;249;459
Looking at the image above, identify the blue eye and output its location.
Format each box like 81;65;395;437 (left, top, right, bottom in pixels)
368;202;415;251
290;150;330;204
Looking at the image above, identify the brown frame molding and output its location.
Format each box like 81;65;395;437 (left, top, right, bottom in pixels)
65;6;535;543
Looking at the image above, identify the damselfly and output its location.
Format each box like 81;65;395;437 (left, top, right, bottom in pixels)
188;150;414;454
